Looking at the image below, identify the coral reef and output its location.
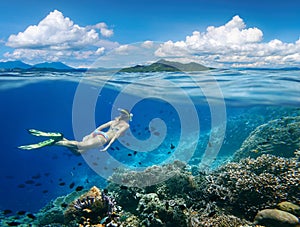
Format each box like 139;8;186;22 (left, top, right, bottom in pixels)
64;186;120;226
200;154;300;220
233;116;300;161
32;154;299;226
108;160;186;188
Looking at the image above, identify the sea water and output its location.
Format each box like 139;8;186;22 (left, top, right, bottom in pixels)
0;68;299;213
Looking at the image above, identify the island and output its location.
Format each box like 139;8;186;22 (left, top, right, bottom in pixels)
0;61;87;72
119;59;213;73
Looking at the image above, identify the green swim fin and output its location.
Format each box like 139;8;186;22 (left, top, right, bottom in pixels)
27;129;63;138
18;138;58;150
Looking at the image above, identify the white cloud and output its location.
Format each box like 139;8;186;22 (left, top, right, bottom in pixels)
93;23;114;37
141;40;154;48
4;10;117;66
155;15;300;68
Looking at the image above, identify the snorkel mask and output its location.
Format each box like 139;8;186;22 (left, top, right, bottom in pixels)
118;108;133;121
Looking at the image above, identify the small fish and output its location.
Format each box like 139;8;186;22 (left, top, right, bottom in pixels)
120;185;128;190
154;132;160;136
69;182;75;189
92;162;98;166
7;221;21;226
61;203;68;208
44;172;50;177
25;180;35;184
59;182;66;186
78;162;82;166
35;183;42;187
170;144;175;149
134;151;137;155
75;186;84;191
138;162;142;165
32;174;41;179
128;153;132;156
3;209;13;215
17;210;26;215
116;146;120;150
42;190;48;193
168;151;171;154
18;184;26;188
110;147;115;151
27;213;36;219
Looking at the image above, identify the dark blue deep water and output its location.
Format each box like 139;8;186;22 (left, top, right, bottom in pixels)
0;69;299;214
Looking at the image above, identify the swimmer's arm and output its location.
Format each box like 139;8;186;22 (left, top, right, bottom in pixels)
100;124;129;152
100;134;118;152
95;121;113;131
91;121;113;137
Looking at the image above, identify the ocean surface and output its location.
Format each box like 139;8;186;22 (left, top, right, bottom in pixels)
0;68;299;215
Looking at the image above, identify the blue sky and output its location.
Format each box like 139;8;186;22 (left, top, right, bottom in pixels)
0;0;300;68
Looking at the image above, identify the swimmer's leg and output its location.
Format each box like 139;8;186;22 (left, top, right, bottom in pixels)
54;138;85;155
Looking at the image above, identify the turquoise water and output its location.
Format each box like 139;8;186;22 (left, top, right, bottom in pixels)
0;68;299;215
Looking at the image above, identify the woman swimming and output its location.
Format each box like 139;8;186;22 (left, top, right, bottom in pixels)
19;108;133;155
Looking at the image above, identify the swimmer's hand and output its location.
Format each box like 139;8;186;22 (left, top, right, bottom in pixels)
100;146;109;152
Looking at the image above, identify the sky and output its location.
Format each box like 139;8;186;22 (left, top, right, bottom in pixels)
0;0;300;68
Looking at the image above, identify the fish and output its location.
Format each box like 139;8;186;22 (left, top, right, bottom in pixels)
170;144;175;149
27;213;36;219
134;151;137;155
69;182;75;189
154;132;160;136
59;182;66;186
120;185;128;190
42;190;48;193
7;221;21;226
75;186;84;191
128;153;132;156
25;180;35;184
35;183;42;187
17;210;26;215
110;147;115;150
18;184;26;188
3;209;13;215
61;203;68;208
32;174;41;179
78;162;82;166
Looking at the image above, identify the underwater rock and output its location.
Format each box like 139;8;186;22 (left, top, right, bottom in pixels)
233;116;300;161
254;208;300;227
277;201;300;217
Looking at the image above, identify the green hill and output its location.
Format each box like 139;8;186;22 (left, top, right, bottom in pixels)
119;59;213;72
